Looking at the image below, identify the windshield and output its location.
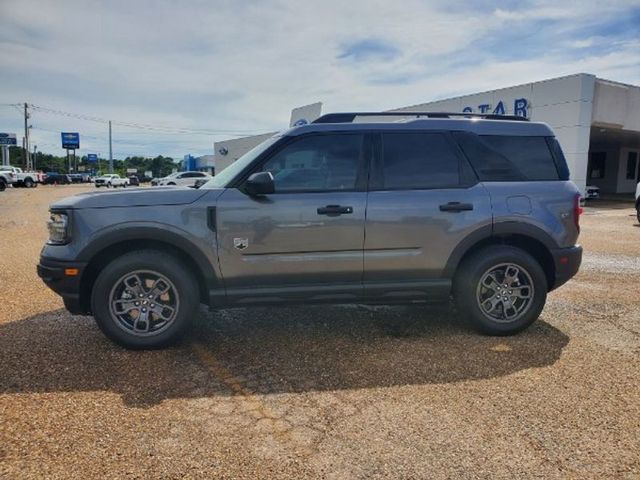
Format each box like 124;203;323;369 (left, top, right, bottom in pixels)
202;135;281;189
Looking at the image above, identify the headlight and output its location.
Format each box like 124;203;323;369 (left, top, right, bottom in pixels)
47;212;70;244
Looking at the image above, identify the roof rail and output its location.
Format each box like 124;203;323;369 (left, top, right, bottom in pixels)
312;111;529;124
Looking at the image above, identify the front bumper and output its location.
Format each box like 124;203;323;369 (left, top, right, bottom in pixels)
37;257;87;314
550;245;582;290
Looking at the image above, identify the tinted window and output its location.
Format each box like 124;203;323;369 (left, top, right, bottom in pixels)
260;134;363;192
381;133;459;189
454;133;560;181
547;137;570;180
481;136;559;180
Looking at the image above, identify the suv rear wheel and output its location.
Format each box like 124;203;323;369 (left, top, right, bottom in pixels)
0;179;6;191
453;245;547;335
91;250;199;349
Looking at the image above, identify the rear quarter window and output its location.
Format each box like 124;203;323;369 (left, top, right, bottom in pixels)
453;133;561;181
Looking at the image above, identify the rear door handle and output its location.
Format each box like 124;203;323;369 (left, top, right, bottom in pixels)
317;205;353;216
439;202;473;212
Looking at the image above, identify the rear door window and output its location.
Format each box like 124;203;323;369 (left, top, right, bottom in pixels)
379;132;460;190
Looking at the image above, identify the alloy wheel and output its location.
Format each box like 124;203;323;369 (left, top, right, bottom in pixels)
475;263;534;323
108;270;180;337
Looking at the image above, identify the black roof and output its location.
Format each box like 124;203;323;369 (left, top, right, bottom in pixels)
312;111;529;124
286;112;553;138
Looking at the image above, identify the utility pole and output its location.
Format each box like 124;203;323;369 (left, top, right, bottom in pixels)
24;103;31;170
108;120;113;173
33;145;37;171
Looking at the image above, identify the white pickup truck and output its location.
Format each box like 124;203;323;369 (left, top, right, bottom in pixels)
0;166;41;188
0;168;16;191
94;174;130;188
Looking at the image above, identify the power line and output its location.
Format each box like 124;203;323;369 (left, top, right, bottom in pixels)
28;104;270;136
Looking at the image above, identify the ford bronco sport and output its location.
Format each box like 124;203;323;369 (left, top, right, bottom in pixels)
38;112;582;349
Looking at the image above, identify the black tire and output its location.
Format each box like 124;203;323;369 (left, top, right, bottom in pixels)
453;245;547;335
24;178;34;188
636;205;640;225
91;250;200;349
168;182;176;186
0;179;6;192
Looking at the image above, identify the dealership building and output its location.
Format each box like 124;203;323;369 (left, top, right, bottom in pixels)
214;74;640;195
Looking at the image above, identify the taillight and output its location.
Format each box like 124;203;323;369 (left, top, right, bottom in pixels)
574;193;583;233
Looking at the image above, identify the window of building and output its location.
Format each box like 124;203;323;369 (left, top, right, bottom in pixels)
260;134;363;192
589;152;606;179
626;151;638;180
380;133;460;189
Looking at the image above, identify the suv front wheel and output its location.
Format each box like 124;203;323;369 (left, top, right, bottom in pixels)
91;250;199;349
453;245;547;335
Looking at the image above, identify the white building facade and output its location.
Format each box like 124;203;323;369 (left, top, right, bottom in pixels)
214;74;640;195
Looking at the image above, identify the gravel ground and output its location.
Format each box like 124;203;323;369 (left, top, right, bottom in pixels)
1;185;639;479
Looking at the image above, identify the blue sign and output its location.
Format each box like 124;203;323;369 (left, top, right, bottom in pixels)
61;132;80;149
0;133;17;146
183;154;196;171
87;153;98;162
463;98;529;118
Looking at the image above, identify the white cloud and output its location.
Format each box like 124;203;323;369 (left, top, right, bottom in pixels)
0;0;638;158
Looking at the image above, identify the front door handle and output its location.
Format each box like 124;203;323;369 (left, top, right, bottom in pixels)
317;205;353;216
439;202;473;212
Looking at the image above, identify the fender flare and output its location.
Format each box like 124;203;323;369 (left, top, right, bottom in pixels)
443;221;559;278
77;223;221;288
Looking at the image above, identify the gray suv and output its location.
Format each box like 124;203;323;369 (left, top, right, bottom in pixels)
38;112;582;349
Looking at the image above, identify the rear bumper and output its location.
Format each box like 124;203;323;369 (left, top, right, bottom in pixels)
37;257;87;314
550;245;582;290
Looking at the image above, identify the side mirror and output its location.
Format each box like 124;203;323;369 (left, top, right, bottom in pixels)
245;171;275;196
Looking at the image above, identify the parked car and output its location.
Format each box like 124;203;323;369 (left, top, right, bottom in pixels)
0;166;39;188
0;168;16;191
157;171;212;187
128;175;140;186
94;174;129;188
584;185;600;200
68;174;85;184
42;173;72;185
38;111;583;349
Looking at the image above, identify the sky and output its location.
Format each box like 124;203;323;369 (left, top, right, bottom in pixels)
1;0;639;160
